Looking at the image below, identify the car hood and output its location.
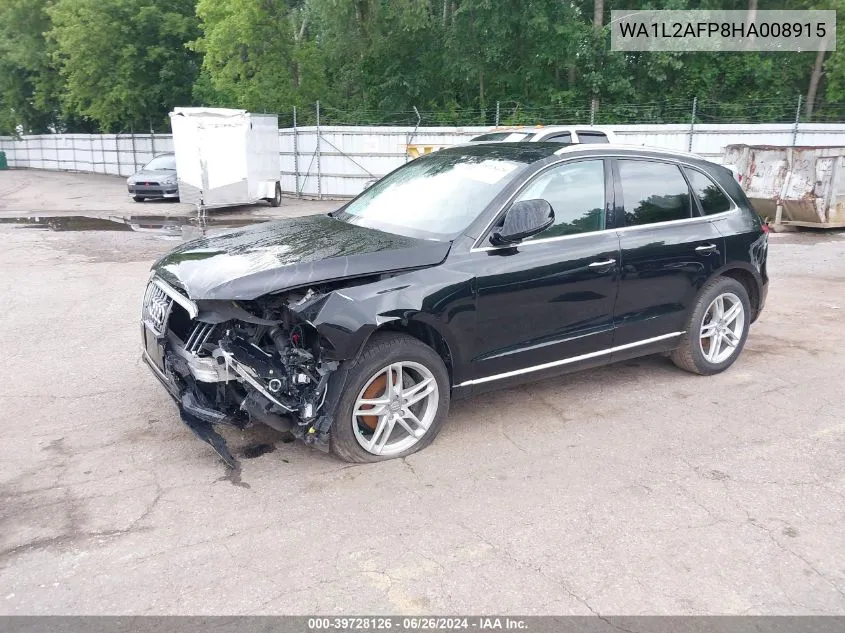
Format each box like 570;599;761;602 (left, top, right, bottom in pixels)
128;169;176;183
151;214;451;301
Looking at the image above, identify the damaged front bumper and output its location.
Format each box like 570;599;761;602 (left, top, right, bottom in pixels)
140;276;343;467
141;348;240;467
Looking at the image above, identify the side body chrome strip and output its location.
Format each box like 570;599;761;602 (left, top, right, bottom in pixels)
456;331;683;387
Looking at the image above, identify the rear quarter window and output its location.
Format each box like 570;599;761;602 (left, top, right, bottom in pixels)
684;168;733;215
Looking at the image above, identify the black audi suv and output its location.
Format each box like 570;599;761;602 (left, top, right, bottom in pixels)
141;143;768;464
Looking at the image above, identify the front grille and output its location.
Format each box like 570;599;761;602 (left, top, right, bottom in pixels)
185;322;217;356
142;282;173;336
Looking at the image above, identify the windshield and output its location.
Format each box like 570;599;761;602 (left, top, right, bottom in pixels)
334;146;551;240
143;154;176;171
471;132;532;142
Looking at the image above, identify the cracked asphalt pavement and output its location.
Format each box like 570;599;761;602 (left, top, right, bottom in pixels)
1;170;844;615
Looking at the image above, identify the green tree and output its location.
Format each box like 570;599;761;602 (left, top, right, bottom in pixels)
820;0;845;115
191;0;329;115
3;0;842;133
48;0;200;131
0;0;65;134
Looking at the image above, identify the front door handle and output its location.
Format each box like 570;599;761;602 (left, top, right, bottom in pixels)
588;258;617;269
695;244;718;254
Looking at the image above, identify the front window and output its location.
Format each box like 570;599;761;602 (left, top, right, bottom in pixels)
576;131;609;143
144;154;176;171
542;132;573;144
334;147;554;240
514;160;605;239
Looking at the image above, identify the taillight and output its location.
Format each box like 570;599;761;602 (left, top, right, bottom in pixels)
761;223;770;234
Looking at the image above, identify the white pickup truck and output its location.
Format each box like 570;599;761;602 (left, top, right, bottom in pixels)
469;125;617;144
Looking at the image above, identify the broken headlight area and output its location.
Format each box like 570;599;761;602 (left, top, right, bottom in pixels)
144;282;341;467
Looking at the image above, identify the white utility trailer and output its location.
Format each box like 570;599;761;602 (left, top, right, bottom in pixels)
169;107;281;210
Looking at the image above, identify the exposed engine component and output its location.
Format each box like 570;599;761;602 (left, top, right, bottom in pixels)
159;287;341;464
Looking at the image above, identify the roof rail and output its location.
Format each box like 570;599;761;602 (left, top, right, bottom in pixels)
554;143;705;160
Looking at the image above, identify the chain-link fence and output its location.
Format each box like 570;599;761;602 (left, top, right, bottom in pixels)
3;95;845;200
275;95;843;128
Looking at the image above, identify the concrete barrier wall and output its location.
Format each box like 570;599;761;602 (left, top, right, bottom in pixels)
3;123;845;199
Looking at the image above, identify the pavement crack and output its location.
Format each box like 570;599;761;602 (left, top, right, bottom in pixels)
457;521;618;618
748;517;845;602
0;527;151;566
499;429;527;453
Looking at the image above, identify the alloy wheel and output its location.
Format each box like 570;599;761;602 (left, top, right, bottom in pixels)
352;361;439;456
699;292;745;364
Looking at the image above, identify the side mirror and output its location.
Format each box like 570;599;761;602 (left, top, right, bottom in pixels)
490;199;554;246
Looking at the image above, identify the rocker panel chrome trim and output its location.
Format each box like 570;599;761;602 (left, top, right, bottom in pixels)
456;332;683;387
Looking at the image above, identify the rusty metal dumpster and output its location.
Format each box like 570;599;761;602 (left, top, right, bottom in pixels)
723;145;845;228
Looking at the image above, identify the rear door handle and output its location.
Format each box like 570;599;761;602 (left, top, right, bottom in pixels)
588;258;617;269
695;244;717;254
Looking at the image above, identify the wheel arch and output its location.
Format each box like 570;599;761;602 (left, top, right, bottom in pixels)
365;317;456;384
712;264;762;321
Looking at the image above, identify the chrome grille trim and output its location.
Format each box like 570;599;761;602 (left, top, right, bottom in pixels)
186;322;216;355
150;277;198;319
141;276;198;338
142;282;173;336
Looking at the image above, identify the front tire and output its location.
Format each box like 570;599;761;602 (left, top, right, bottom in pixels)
671;276;751;375
133;195;144;202
330;332;450;462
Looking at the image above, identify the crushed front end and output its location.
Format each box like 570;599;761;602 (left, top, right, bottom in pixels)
140;275;341;467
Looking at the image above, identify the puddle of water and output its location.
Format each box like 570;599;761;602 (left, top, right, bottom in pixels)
0;214;271;239
0;216;135;232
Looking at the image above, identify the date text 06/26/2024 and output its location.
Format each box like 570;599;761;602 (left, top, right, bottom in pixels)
307;617;528;630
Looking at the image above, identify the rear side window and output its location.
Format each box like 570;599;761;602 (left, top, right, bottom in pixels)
514;160;605;239
575;131;609;143
618;160;692;226
684;168;732;215
542;132;572;144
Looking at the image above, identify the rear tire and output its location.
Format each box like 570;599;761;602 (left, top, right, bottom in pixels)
133;196;144;202
671;276;751;375
269;182;282;207
330;332;450;463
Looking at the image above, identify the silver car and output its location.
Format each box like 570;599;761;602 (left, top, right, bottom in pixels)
127;153;179;202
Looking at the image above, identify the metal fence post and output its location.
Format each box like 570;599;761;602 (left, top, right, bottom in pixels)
130;130;138;172
315;100;322;200
589;100;596;126
150;120;156;157
688;96;697;152
792;94;803;146
115;133;121;176
495;101;500;127
293;106;300;197
405;106;422;164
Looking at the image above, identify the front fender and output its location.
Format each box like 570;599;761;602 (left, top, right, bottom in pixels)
289;268;476;370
